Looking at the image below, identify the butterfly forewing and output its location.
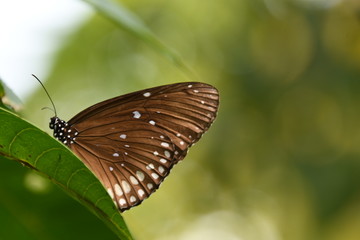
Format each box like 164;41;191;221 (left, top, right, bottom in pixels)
51;82;219;211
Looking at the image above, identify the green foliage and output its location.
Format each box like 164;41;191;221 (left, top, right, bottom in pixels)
83;0;194;78
0;107;132;240
3;0;360;239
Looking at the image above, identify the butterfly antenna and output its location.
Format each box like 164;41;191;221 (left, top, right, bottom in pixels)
32;74;57;116
40;106;56;114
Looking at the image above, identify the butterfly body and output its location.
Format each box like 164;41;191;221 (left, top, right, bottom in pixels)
49;82;219;211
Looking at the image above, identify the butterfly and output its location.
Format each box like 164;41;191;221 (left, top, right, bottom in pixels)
37;76;219;211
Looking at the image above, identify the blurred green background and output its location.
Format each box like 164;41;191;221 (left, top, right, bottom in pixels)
3;0;360;239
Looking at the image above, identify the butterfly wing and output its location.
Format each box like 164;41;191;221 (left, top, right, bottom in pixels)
67;82;219;211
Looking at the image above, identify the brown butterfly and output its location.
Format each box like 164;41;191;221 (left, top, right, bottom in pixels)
37;76;219;211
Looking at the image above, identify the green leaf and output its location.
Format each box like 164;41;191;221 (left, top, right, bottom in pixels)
0;107;133;240
82;0;196;79
0;80;4;97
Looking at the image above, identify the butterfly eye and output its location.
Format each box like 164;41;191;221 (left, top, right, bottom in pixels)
48;82;219;211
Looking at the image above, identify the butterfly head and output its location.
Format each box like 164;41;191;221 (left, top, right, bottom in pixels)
49;117;73;144
49;117;61;130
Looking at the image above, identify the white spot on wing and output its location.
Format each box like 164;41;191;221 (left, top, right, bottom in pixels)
132;111;141;119
138;189;145;197
113;153;119;157
107;188;114;199
188;84;193;88
158;166;165;174
146;163;155;170
180;141;185;145
136;171;145;181
122;181;131;193
109;167;114;171
143;92;151;97
130;196;137;203
120;134;127;139
119;198;126;206
114;184;123;196
161;142;170;148
151;173;159;179
164;150;171;158
149;120;156;125
130;176;139;185
153;151;159;156
160;158;167;163
147;183;153;190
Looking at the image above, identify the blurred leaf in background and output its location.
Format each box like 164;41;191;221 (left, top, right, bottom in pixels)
0;78;22;112
4;0;360;239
